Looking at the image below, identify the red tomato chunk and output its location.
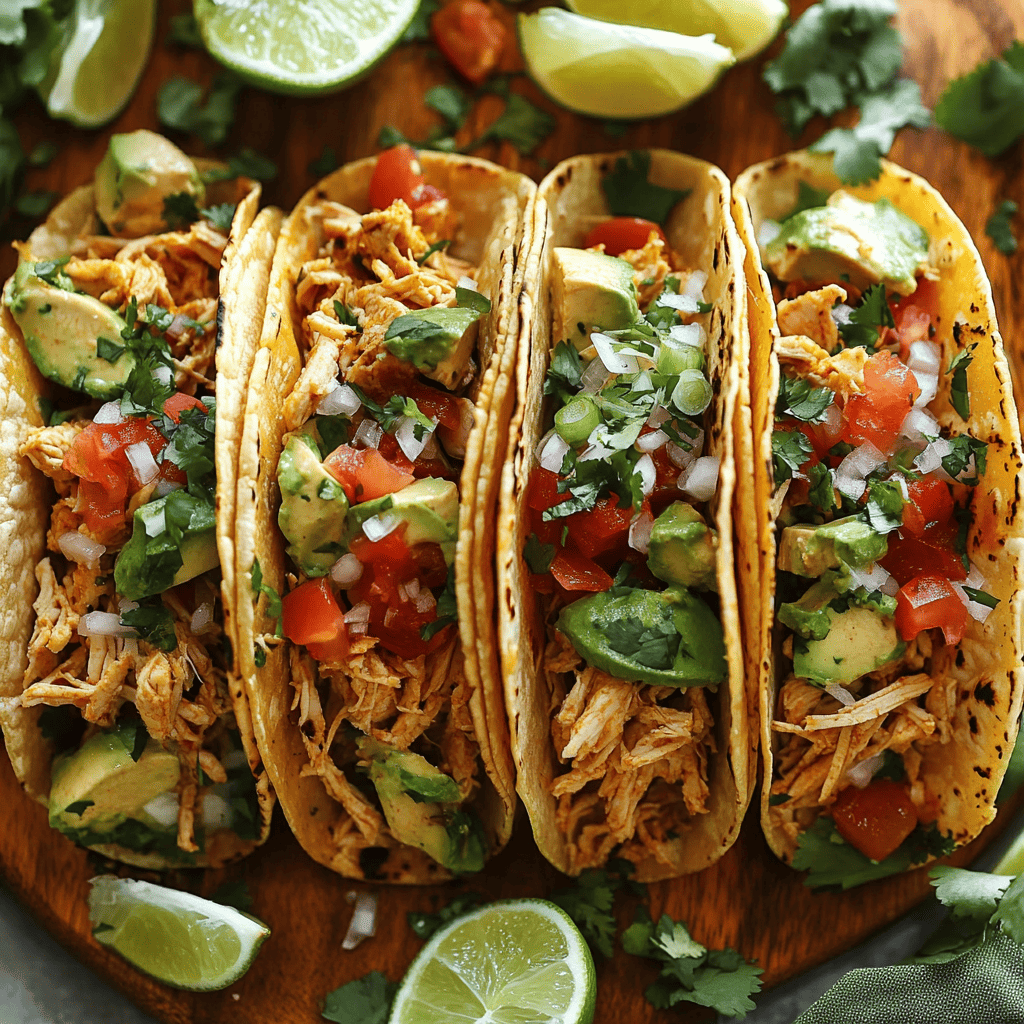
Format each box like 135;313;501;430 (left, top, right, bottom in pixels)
894;572;968;646
832;780;918;862
583;218;666;256
432;0;506;85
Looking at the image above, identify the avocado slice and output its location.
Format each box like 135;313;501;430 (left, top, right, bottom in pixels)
94;130;205;238
357;737;485;874
49;728;180;838
345;477;459;565
556;584;726;688
3;261;136;399
766;192;930;297
384;307;481;390
114;491;218;602
777;516;887;578
277;431;350;577
552;247;639;351
793;605;906;686
647;502;718;591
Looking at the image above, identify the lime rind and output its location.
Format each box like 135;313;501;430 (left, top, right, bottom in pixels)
88;875;270;992
194;0;420;97
519;8;735;120
389;898;596;1024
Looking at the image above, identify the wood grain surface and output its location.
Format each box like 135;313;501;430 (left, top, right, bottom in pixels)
2;1;1024;1022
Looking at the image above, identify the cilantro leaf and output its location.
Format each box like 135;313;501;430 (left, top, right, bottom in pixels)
162;190;200;230
164;400;218;504
157;73;242;148
946;343;976;420
874;748;905;782
602;150;689;223
120;602;177;653
523;532;555;574
931;866;1012;923
425;84;472;131
838;283;894;351
865;478;904;534
776;375;834;423
455;286;491;314
14;188;56;218
807;463;837;515
416;239;450;264
550;869;620;958
986;199;1018;255
401;0;439;43
407;893;484;940
475;93;555;156
308;145;339;177
165;12;202;48
935;41;1024;156
333;300;358;326
420;565;456;642
543;341;583;403
201;202;236;232
322;971;397;1024
604;615;677;670
991;873;1024;944
771;428;813;484
226;148;278;182
939;434;987;483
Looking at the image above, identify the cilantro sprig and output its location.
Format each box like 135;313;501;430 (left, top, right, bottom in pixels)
601;150;689;223
776;375;835;423
550;859;643;959
986;199;1019;256
322;971;397;1024
837;283;894;351
946;343;976;420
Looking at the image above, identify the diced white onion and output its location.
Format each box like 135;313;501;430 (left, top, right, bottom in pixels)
57;531;106;567
965;562;987;590
119;598;138;614
636;453;656;496
908;340;941;376
682;269;708;301
628;508;654;554
831;303;854;327
591;332;637;374
646;405;671;429
835;442;885;497
144;506;167;538
342;891;378;951
331;553;363;587
399;578;421;601
190;602;214;634
395;415;434;462
636;429;669;453
201;792;232;829
757;219;781;253
846;752;884;788
913;371;939;408
153;363;174;386
362;513;399;542
318;381;361;417
79;611;137;638
142;792;179;827
668;323;703;348
655;291;698;313
94;401;123;425
914;437;953;476
825;683;856;706
900;406;940;447
679;455;719;502
848;562;898;596
580;442;614;462
538;431;570;473
580;357;612;394
819;402;843;442
353;418;383;450
344;601;371;624
415;590;436;614
125;442;159;485
457;275;478;292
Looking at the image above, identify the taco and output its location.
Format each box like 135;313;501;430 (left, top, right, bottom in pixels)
496;150;757;881
0;130;282;868
733;151;1024;888
233;146;535;883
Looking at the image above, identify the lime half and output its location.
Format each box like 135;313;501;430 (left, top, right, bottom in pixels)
194;0;419;97
389;899;595;1024
88;876;270;992
566;0;787;62
519;8;734;120
44;0;156;128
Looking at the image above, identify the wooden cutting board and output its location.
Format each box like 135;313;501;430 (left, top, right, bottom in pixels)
3;0;1024;1021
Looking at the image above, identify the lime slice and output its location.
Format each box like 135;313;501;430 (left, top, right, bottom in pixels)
566;0;787;62
389;899;595;1024
519;8;734;120
993;827;1024;876
194;0;419;97
87;876;270;992
44;0;156;129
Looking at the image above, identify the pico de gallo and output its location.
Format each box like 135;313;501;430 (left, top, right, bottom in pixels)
763;187;996;883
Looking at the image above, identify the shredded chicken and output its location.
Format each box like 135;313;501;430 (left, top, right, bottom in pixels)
776;333;869;398
777;284;847;352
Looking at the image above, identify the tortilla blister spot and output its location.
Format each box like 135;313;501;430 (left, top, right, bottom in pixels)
733;150;1024;871
497;151;757;881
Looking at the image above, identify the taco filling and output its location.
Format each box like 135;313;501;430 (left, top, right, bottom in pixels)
763;188;995;879
526;213;729;873
2;131;262;866
272;146;498;875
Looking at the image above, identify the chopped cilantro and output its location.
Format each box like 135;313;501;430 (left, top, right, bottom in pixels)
308;145;339;177
95;337;125;364
776;374;834;423
120;603;177;653
935;41;1024;156
401;0;440;43
163;400;218;504
838;283;894;351
162;189;201;229
874;748;905;782
940;434;987;484
425;84;472;131
27;140;58;168
225;148;278;182
523;532;556;574
455;286;491;314
865;478;904;534
543;341;584;403
407;893;484;940
254;645;267;668
604;615;677;671
201;202;236;232
474;93;555;156
14;189;56;218
986;199;1018;255
946;343;976;420
333;300;358;326
250;557;283;622
420;565;457;642
807;463;837;515
157;72;242;148
772;428;813;484
322;971;397;1024
601;150;689;223
550;869;623;959
416;239;451;264
165;12;202;48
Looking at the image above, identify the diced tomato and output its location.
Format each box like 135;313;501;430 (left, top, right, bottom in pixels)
324;443;416;502
163;392;207;423
842;351;921;453
282;577;350;662
549;546;614;592
892;279;938;360
406;382;462;433
899;476;954;538
367;145;448;211
431;0;506;85
880;522;967;586
583;218;666;256
527;468;566;513
566;497;633;560
831;780;918;862
894;573;968;645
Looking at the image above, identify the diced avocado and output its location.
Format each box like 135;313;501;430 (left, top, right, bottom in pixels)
384;307;481;390
765;192;930;297
793;605;906;685
647;502;717;590
345;477;459;565
277;431;350;577
556;584;726;688
552;247;639;351
48;728;180;837
777;516;887;578
778;575;844;640
357;737;485;874
94;130;205;238
114;491;218;602
3;261;136;399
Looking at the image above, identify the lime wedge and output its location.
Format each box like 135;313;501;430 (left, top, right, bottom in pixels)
566;0;787;62
194;0;419;97
389;899;595;1024
993;827;1024;876
44;0;156;128
518;8;734;120
88;876;270;992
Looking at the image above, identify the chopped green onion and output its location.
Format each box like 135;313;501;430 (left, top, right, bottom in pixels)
962;585;999;609
671;369;712;417
657;337;704;375
554;395;600;446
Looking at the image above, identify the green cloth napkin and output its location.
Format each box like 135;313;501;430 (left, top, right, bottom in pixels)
794;933;1024;1023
